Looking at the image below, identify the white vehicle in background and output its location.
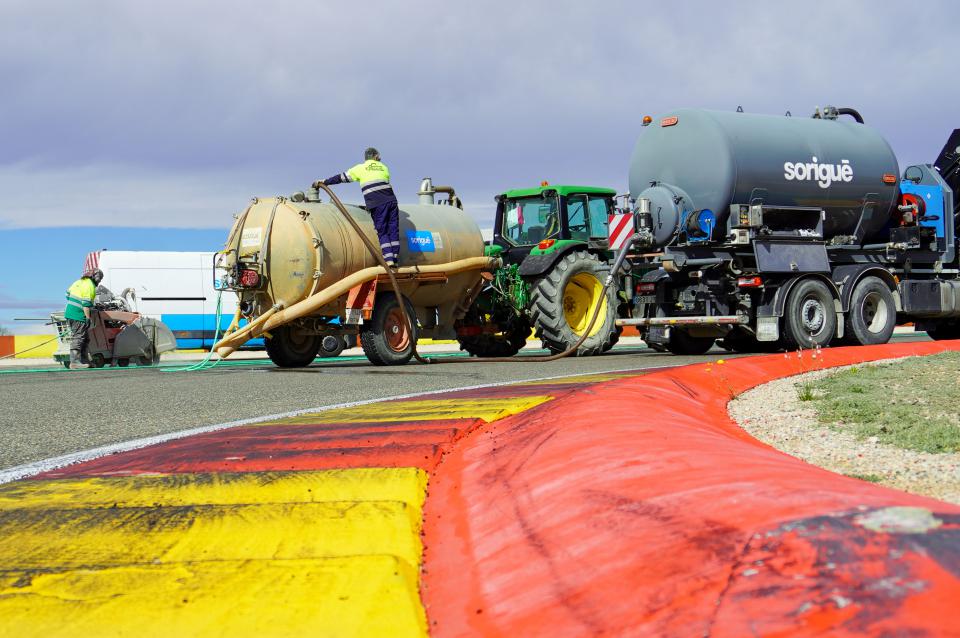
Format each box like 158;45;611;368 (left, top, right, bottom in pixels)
85;250;350;355
85;250;239;350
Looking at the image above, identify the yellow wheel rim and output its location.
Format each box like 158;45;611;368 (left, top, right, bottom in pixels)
562;272;607;337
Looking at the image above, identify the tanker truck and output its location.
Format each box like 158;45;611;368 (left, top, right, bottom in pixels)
211;183;495;366
618;106;960;353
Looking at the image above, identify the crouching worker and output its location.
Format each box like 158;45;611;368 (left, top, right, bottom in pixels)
64;268;102;369
315;147;400;266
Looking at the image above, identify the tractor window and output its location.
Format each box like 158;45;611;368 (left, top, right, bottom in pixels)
502;196;560;246
588;197;611;239
566;195;589;241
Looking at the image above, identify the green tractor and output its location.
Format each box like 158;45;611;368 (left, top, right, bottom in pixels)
456;184;622;357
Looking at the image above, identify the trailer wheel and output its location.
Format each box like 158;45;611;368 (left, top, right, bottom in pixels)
781;279;837;349
361;293;418;366
665;329;715;355
529;251;618;356
843;277;896;345
265;326;322;368
926;320;960;341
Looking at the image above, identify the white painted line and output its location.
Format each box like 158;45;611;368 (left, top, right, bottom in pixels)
0;364;677;484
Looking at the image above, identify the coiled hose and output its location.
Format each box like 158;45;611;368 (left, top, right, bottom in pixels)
313;183;630;364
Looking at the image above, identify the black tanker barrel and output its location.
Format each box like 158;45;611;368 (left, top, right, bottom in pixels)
628;108;900;247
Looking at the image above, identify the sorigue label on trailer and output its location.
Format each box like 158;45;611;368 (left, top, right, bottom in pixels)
406;230;436;252
784;157;854;189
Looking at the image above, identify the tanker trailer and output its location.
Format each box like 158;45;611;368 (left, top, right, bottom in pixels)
616;106;960;353
212;183;495;366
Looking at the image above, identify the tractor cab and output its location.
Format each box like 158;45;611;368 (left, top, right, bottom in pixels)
456;183;622;360
490;184;617;265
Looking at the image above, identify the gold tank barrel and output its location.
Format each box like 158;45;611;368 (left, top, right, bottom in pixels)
215;195;489;359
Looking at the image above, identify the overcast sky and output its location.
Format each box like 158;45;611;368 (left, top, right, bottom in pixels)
2;0;957;230
2;1;959;331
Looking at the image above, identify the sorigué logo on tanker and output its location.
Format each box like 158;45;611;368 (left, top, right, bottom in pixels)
406;230;436;252
783;156;854;189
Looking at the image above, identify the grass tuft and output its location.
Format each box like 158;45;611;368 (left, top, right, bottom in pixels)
810;352;960;454
845;473;884;483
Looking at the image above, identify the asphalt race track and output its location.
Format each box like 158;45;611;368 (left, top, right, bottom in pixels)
0;336;928;472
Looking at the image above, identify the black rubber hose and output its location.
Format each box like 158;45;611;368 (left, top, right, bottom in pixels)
837;107;864;124
314;183;620;364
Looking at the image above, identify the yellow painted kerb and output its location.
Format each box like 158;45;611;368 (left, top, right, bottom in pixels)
259;396;553;426
0;468;430;637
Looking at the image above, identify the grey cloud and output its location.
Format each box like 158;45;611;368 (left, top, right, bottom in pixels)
0;0;957;230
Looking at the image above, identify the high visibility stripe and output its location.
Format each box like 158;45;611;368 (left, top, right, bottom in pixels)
362;183;392;194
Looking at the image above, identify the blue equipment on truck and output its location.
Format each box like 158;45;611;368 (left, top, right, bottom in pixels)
618;106;960;353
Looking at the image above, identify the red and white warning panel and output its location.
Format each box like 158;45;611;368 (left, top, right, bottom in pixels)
608;212;634;250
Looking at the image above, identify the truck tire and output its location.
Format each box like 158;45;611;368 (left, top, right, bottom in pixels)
529;251;618;356
843;276;896;345
318;335;347;358
926;320;960;341
665;329;715;355
361;292;418;366
781;279;837;349
720;327;780;353
266;326;322;368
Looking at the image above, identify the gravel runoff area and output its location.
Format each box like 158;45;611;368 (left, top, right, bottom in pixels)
730;356;960;505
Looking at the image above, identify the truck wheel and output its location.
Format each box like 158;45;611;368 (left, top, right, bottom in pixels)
843;277;896;345
720;327;781;353
361;292;418;366
782;279;837;349
318;335;346;358
529;251;618;356
265;326;322;368
926;320;960;341
666;329;715;355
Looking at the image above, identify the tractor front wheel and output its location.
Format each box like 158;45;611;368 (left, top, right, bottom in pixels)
457;307;532;358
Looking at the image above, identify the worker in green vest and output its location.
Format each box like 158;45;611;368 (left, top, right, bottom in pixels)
315;148;401;266
64;269;102;369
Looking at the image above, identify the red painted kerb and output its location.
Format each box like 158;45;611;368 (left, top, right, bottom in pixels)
422;341;960;637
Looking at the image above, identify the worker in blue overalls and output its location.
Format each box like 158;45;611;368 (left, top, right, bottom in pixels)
315;148;400;267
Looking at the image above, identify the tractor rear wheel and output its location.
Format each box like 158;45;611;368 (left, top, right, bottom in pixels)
361;293;418;366
266;326;322;368
529;251;618;356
